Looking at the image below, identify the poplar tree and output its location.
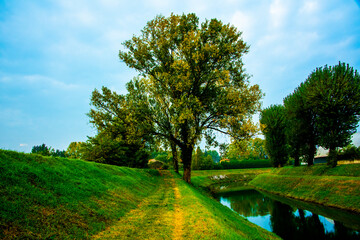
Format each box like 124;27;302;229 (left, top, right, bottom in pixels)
260;105;289;167
305;62;360;166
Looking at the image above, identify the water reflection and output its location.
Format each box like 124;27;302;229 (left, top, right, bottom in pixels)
218;190;360;240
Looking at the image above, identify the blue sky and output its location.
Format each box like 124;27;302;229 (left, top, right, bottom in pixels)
1;0;360;152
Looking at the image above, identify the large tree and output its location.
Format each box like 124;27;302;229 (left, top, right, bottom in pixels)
260;104;289;167
118;13;262;182
305;62;360;166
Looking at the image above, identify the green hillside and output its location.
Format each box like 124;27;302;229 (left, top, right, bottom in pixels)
0;150;278;239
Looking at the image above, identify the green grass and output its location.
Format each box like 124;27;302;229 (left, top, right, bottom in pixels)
249;164;360;213
172;172;279;240
272;164;360;177
0;149;160;239
190;168;272;194
0;150;279;239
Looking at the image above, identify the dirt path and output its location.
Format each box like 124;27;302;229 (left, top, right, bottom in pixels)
172;177;184;240
92;171;184;240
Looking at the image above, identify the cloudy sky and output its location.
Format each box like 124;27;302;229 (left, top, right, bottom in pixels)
1;0;360;152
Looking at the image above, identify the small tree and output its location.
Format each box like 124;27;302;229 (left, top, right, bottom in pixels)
204;150;220;163
51;149;67;158
85;87;152;168
66;142;84;159
192;147;214;170
31;144;52;156
260;105;289;167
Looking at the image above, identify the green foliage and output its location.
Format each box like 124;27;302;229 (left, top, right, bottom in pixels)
246;138;267;159
260;105;289;167
85;86;153;168
153;151;171;163
224;138;267;161
283;88;315;166
66;141;84;159
147;159;169;170
218;159;272;169
31;143;52;156
336;144;360;161
204;150;220;163
0;149;160;239
284;62;360;167
31;143;67;158
305;62;360;166
192;147;214;170
81;131;149;168
117;13;262;182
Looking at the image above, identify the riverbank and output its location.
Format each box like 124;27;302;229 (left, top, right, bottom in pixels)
189;165;360;214
0;150;278;239
190;168;272;194
249;164;360;213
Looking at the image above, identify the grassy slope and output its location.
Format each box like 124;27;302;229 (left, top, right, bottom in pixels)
190;168;272;194
0;150;278;239
249;164;360;213
0;150;160;239
93;171;279;240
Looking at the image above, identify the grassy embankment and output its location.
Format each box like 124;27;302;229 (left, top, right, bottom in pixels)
0;150;278;239
190;168;272;194
249;164;360;213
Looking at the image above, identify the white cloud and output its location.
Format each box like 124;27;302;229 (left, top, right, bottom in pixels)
352;132;360;147
21;75;80;90
19;143;28;147
269;0;289;29
299;1;319;14
231;11;254;40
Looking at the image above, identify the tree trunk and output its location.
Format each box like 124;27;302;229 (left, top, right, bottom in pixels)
294;153;300;166
328;146;337;167
181;145;193;183
307;139;316;166
170;141;179;173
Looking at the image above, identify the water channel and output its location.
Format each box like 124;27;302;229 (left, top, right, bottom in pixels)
216;189;360;239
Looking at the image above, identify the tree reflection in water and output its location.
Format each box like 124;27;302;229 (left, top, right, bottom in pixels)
218;190;360;240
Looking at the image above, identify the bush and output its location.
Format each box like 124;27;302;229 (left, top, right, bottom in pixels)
148;160;168;169
337;145;360;161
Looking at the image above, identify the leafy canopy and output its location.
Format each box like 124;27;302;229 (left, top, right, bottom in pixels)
260;104;289;167
119;13;262;151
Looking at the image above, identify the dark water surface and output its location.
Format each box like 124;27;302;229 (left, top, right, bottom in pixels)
217;189;360;240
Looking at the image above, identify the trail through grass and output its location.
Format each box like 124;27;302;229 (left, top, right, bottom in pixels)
92;171;279;240
92;171;182;240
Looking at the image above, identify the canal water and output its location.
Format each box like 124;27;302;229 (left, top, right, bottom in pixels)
217;189;360;239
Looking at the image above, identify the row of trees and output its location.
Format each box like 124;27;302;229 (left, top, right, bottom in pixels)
260;62;360;167
223;138;267;161
85;13;262;182
31;144;67;157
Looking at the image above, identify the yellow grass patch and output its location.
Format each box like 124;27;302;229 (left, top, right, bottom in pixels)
172;179;184;240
